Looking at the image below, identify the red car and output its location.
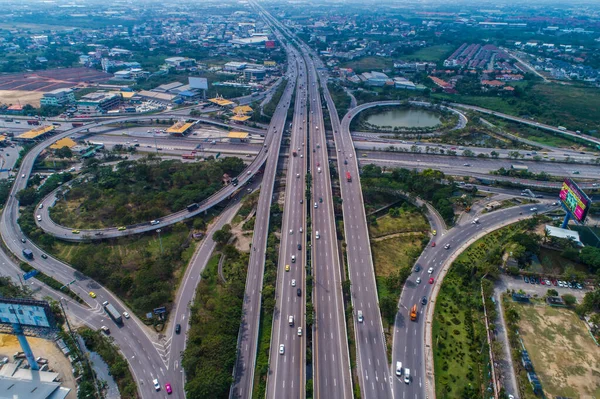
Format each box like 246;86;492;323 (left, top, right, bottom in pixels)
429;277;434;284
431;242;436;247
165;383;172;395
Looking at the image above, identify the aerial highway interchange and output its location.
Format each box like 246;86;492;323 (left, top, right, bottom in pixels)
1;4;600;399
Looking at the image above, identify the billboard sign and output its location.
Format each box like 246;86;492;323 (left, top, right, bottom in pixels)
559;178;591;223
189;77;208;90
0;298;55;329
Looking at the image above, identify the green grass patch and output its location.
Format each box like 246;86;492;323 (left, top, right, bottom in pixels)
79;328;138;399
404;44;455;62
369;206;428;357
372;235;426;278
340;56;394;73
183;248;248;398
369;211;429;238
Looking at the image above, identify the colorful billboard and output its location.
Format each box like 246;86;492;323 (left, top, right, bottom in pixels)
559;178;591;223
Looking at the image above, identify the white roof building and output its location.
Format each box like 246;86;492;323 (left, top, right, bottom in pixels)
545;225;583;247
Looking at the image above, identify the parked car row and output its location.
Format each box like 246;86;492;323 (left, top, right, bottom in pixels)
523;276;584;290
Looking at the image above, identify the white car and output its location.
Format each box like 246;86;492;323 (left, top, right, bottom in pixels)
297;327;302;336
314;202;318;208
291;279;296;287
428;267;434;274
289;229;293;235
123;312;130;319
279;344;285;355
444;243;450;249
153;379;160;391
416;277;421;284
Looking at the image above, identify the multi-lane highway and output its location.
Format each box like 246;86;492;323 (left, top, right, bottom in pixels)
325;61;393;399
356;150;600;179
259;6;355;397
304;50;353;399
266;50;308;399
392;202;555;397
230;30;299;398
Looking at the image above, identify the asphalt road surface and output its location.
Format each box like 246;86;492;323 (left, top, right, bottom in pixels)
357;150;600;179
333;68;394;399
261;9;355;397
230;33;299;398
392;203;554;397
266;50;308;399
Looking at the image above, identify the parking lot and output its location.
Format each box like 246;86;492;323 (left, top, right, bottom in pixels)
498;274;588;301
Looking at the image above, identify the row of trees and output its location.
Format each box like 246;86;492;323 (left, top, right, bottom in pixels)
182;247;248;398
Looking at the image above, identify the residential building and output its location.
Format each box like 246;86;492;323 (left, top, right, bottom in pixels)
77;91;121;115
40;88;76;107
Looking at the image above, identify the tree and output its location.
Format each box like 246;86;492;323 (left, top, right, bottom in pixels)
561;293;577;307
212;229;231;246
379;295;397;324
490;151;499;158
55;146;73;159
16;188;37;206
579;246;600;273
546;289;559;297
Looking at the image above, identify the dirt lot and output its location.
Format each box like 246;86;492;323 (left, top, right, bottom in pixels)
0;90;43;107
518;304;600;398
0;334;77;399
0;67;112;107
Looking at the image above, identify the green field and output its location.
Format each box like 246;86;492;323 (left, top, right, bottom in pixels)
404;44;455;62
341;56;394;73
434;82;600;134
372;235;425;278
369;212;429;238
